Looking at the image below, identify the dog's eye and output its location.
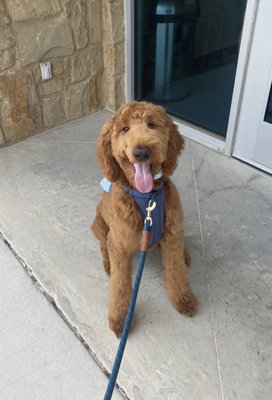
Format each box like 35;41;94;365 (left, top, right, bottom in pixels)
122;127;130;132
148;122;155;129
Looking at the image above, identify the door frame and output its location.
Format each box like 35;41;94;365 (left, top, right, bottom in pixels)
233;0;272;174
233;64;272;175
124;0;258;156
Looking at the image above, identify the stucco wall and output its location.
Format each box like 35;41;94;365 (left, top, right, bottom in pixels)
0;0;125;146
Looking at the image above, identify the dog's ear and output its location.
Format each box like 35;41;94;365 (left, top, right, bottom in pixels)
96;116;121;182
162;121;185;176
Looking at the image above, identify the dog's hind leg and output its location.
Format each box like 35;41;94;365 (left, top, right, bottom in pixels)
100;239;111;276
91;210;111;275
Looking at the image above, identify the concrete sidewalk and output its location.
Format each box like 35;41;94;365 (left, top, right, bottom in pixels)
0;111;272;400
0;239;122;400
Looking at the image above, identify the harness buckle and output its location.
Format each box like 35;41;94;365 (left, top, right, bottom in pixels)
144;199;157;227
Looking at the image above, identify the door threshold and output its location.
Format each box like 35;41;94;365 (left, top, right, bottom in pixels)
233;153;272;175
173;117;226;153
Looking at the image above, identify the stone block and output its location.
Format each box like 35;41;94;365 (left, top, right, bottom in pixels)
0;27;15;50
88;0;102;44
110;0;124;44
0;71;43;143
6;0;61;22
41;77;102;127
0;48;15;71
68;46;103;83
86;80;101;113
88;74;104;113
115;75;125;109
0;12;10;28
64;79;90;120
38;78;65;96
104;73;125;110
41;94;66;128
52;59;66;76
32;63;42;83
81;74;102;114
71;0;88;49
104;41;124;75
60;0;71;19
15;21;74;66
103;0;124;45
0;126;5;146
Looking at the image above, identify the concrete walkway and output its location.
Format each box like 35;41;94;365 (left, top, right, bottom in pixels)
0;233;122;400
0;111;271;400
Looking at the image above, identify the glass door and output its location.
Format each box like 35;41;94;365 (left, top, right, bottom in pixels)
234;0;272;174
134;0;248;138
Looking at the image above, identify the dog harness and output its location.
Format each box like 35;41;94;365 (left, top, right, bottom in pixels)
123;186;165;247
100;176;165;247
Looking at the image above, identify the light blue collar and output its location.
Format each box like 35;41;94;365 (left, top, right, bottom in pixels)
100;177;112;192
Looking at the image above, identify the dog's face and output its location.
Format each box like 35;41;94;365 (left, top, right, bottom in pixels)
97;102;184;193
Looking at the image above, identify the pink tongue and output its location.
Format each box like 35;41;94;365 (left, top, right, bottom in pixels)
134;162;153;193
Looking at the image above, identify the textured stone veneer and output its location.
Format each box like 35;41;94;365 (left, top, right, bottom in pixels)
0;0;125;146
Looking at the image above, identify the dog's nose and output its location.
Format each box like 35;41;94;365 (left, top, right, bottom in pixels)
133;146;151;161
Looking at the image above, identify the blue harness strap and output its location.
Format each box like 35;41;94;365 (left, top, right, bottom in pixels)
124;186;165;247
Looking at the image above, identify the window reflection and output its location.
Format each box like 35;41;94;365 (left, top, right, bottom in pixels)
135;0;247;137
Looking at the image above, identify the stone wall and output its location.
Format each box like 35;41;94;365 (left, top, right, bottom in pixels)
0;0;125;146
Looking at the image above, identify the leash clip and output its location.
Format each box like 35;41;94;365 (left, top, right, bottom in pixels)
144;199;157;227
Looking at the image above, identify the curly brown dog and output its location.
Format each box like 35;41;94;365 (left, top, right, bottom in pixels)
91;102;197;337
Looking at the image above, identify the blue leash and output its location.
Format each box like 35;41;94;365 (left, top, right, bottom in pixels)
103;200;156;400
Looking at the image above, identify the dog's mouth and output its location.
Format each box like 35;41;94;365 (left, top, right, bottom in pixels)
133;162;153;193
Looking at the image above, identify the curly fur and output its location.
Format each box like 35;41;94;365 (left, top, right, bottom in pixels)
91;102;197;337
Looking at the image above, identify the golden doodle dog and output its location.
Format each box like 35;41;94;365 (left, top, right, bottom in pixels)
91;102;197;337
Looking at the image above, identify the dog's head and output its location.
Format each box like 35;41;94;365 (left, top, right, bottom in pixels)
96;102;184;193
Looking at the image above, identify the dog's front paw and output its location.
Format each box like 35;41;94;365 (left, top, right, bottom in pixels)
109;314;125;338
176;292;197;317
